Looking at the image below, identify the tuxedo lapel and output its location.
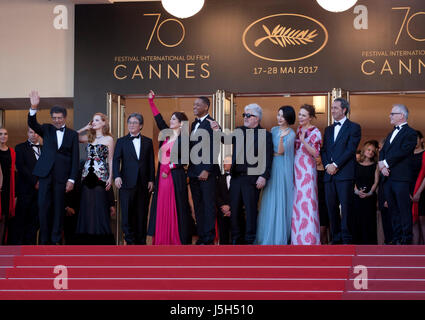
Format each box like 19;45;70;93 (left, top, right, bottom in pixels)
329;125;336;146
387;125;407;150
139;135;143;162
127;134;138;160
26;141;38;162
59;127;70;150
50;125;59;150
334;120;349;145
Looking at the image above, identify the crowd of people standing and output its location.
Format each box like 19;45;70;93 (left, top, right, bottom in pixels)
0;90;424;246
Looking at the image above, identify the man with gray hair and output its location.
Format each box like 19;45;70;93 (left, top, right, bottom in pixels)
113;113;155;245
379;104;417;244
228;103;273;244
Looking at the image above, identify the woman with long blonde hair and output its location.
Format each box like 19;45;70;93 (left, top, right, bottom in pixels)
352;140;380;244
76;113;115;244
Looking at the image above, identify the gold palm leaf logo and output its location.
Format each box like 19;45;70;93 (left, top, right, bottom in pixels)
254;24;318;48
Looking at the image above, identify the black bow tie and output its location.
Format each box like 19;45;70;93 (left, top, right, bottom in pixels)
30;143;40;149
334;121;341;126
130;134;140;140
224;172;230;176
394;125;401;130
56;127;65;132
194;118;202;125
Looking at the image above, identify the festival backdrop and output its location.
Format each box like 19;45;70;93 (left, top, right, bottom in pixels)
74;0;425;124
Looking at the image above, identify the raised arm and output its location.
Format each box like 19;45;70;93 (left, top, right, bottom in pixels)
28;90;44;136
77;122;92;143
148;90;169;131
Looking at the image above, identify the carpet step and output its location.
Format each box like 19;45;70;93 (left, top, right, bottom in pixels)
12;255;353;267
0;290;343;300
0;278;346;291
6;267;350;279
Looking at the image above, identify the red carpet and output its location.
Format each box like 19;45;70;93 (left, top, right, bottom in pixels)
0;245;424;300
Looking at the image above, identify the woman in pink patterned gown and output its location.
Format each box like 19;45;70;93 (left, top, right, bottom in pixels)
291;104;322;245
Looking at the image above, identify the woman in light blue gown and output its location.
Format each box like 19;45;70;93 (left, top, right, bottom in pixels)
256;106;296;245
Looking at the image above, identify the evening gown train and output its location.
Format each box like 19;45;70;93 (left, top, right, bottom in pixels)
153;138;181;245
76;143;114;244
256;126;295;245
291;126;321;245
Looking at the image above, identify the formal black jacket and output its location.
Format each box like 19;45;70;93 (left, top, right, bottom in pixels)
216;173;231;209
188;114;220;178
379;124;417;182
15;141;39;196
321;119;361;182
112;134;155;189
230;126;273;182
28;113;79;183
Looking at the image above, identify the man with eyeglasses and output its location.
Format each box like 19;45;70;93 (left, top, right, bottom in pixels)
28;90;79;245
113;113;155;245
379;104;417;244
227;104;273;244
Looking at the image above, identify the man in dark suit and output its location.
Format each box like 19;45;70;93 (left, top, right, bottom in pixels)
12;128;41;244
379;104;417;244
214;104;273;245
188;97;220;245
113;113;155;245
28;90;79;245
215;155;233;244
321;98;361;244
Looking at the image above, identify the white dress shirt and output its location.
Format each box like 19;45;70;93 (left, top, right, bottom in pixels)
29;140;41;160
131;135;141;160
389;122;407;144
333;116;347;142
383;122;408;168
193;114;209;134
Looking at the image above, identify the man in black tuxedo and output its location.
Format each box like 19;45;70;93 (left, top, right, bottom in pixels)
113;113;155;245
12;128;41;244
188;97;220;245
215;156;233;244
379;104;417;244
321;98;361;244
28;90;79;245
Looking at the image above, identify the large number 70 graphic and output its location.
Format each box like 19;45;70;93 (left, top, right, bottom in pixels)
393;7;425;45
144;13;186;50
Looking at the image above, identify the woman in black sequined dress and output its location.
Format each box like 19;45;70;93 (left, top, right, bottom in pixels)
76;113;115;244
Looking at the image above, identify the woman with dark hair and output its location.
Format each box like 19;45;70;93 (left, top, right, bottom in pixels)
352;141;379;244
76;113;115;244
256;106;296;244
147;90;194;245
412;130;425;244
291;104;322;245
0;128;16;245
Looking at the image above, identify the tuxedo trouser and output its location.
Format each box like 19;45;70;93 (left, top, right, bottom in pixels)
324;179;354;244
378;183;393;244
217;213;231;245
384;180;412;244
38;175;66;244
120;182;150;245
12;192;39;245
230;176;261;244
190;175;216;244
